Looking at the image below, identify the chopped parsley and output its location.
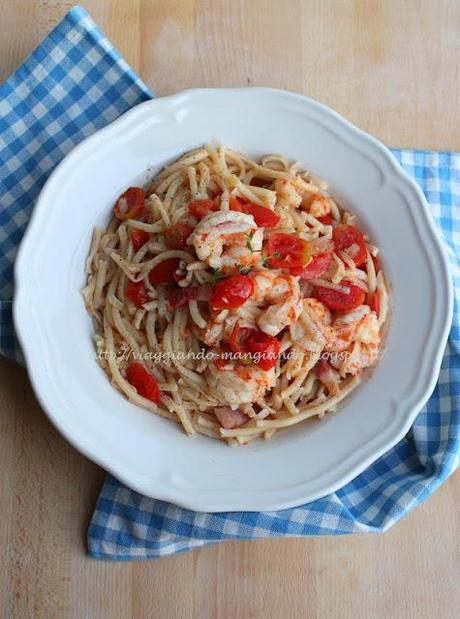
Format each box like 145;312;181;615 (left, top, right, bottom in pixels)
260;251;280;267
236;263;252;275
246;231;255;252
210;267;224;282
260;254;271;267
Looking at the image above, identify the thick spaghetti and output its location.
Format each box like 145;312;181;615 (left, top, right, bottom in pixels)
83;145;389;445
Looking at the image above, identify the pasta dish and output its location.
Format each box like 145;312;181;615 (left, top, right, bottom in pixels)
83;145;388;445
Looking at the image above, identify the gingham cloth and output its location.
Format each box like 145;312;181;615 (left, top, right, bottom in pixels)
0;5;151;362
0;7;458;561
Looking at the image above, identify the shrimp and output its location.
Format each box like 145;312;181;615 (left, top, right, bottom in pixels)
275;178;303;208
297;298;335;346
198;320;225;346
327;305;380;375
207;363;276;406
288;297;334;350
196;310;237;346
301;192;331;218
199;268;303;345
252;270;302;336
188;210;263;271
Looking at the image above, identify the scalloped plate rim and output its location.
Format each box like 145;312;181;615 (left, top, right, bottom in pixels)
13;88;453;512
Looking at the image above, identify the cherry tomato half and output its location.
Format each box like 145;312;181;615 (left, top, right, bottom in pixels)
148;258;181;285
372;254;380;272
332;224;367;266
314;279;365;312
316;214;333;225
188;199;219;220
369;290;380;314
229;197;280;228
125;280;149;308
164;222;194;249
358;253;380;274
266;233;311;268
114;187;145;221
291;252;333;280
126;362;160;404
131;229;150;251
210;274;254;310
247;332;281;371
228;321;258;354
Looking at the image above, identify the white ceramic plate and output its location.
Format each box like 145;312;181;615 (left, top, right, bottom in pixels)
14;88;452;512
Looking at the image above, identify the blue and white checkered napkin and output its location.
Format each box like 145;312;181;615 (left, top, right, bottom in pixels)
1;6;459;560
0;5;151;362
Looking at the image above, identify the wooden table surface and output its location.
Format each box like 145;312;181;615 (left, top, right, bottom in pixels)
1;1;459;617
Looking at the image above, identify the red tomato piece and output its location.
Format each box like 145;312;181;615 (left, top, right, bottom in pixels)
291;252;333;280
314;279;365;312
372;254;380;272
210;274;254;310
247;332;281;371
369;290;380;314
266;233;311;268
188;199;219;220
148;258;181;285
131;229;150;251
228;197;245;211
229;197;280;228
228;322;258;353
126;362;160;404
164;222;194;249
114;187;145;221
125;280;149;308
316;214;333;225
358;253;380;274
332;224;367;266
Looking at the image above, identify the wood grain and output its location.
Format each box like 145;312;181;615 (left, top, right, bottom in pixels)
0;1;459;617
